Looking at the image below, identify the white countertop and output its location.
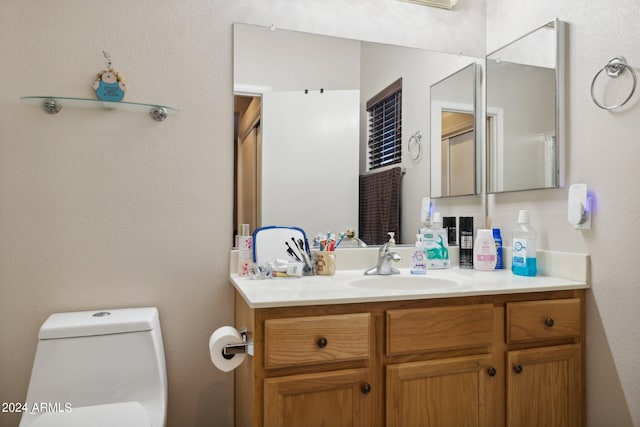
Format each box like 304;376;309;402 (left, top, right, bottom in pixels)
230;267;589;309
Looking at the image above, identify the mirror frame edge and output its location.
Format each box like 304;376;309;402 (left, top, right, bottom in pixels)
429;61;483;199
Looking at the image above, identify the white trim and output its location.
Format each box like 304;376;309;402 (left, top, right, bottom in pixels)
486;106;504;192
233;84;272;96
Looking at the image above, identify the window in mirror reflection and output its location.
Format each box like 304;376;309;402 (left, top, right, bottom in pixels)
367;78;402;170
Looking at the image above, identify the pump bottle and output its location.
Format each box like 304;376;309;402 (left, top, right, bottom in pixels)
410;235;427;275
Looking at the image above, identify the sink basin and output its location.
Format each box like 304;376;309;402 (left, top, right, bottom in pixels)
348;275;459;291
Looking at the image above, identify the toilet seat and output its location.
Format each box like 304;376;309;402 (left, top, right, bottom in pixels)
25;401;150;427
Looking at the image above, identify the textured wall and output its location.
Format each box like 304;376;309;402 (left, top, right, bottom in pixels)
0;1;484;426
486;2;640;426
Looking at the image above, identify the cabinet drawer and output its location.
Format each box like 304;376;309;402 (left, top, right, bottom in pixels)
386;304;494;356
264;313;370;369
507;298;582;344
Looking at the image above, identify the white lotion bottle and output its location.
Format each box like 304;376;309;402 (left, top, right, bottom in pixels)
473;229;497;271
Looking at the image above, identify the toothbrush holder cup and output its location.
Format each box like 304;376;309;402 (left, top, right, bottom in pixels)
315;251;336;276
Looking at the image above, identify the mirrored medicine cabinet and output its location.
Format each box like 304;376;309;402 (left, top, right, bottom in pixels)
486;19;566;193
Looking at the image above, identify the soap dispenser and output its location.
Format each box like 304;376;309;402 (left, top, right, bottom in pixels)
410;234;427;275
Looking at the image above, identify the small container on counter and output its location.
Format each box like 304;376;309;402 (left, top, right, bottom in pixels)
443;216;457;246
459;217;474;269
473;229;497;271
493;228;503;269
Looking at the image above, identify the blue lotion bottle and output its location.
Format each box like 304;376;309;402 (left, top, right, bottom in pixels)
493;228;503;269
512;210;537;276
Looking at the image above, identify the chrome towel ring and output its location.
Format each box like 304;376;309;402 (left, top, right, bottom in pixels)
590;56;637;110
408;130;423;161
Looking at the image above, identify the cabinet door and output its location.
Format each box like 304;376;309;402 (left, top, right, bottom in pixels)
264;368;371;427
386;354;499;427
507;344;582;427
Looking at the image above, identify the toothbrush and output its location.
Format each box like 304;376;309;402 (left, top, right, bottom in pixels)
285;242;302;261
291;237;312;267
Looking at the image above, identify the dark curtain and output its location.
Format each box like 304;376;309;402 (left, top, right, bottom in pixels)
359;166;402;245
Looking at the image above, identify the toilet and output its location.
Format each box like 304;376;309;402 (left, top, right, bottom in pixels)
19;307;167;427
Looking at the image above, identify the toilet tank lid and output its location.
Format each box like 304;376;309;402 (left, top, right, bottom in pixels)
39;307;160;340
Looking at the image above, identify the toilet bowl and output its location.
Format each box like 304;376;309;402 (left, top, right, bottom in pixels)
19;307;168;427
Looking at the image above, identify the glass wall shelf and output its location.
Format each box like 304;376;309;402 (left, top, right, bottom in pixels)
20;96;179;121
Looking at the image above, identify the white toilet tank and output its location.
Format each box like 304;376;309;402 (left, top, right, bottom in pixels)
20;307;167;427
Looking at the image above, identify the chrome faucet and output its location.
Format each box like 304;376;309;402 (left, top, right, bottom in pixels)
364;241;401;275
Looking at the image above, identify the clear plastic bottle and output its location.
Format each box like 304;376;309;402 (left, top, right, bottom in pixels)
410;234;427;275
512;210;537;276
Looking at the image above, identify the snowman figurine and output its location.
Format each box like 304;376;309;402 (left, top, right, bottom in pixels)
93;68;126;102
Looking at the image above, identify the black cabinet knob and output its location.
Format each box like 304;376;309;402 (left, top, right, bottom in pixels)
513;364;523;374
487;367;497;377
545;318;555;327
316;337;328;348
361;383;372;394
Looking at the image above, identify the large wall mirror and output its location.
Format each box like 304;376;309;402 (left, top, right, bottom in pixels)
430;63;480;198
233;23;482;243
486;19;566;193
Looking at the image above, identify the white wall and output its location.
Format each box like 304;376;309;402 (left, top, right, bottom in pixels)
0;1;485;426
486;1;640;426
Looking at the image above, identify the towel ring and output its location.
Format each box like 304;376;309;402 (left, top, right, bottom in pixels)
590;56;637;110
408;131;422;161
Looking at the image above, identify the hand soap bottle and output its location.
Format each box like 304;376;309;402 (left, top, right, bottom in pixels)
410;234;427;275
512;210;537;276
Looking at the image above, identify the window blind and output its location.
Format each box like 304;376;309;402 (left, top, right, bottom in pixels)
367;78;402;170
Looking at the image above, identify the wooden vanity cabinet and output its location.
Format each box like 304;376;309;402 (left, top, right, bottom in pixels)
234;290;584;427
505;298;584;427
385;303;503;427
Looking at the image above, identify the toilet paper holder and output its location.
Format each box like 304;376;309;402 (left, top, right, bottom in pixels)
222;328;254;359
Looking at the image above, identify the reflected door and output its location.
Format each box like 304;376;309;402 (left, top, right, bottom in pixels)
261;90;359;235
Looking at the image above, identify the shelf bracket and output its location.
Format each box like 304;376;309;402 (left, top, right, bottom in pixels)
42;98;62;115
150;107;168;122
